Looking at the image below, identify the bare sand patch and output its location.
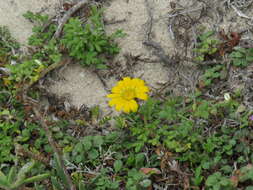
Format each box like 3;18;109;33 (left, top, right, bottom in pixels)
2;0;253;115
0;0;58;45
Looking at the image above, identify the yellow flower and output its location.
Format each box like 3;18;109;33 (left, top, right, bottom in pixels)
107;77;149;113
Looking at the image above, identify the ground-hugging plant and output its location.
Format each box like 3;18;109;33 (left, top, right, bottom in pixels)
113;95;253;188
2;7;253;190
229;47;253;67
0;26;19;64
193;31;219;62
0;161;49;190
61;6;125;68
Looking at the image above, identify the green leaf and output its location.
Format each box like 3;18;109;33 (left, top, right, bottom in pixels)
23;173;50;184
96;63;107;69
88;149;99;160
16;161;35;182
206;172;221;186
193;166;203;186
53;155;70;189
75;155;84;163
135;153;145;168
51;176;63;190
199;31;214;41
0;171;9;189
74;142;83;153
246;56;253;62
139;98;157;121
82;137;92;151
93;136;104;147
7;167;16;184
230;51;243;58
194;101;210;119
114;160;123;173
78;181;86;190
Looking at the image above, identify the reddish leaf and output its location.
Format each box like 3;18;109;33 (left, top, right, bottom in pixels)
140;168;161;175
230;175;239;187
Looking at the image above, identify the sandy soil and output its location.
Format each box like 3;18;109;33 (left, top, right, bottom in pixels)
1;0;253;115
0;0;59;45
48;0;176;115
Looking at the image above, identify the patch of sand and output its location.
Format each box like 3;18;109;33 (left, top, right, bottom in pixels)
0;0;59;45
50;0;175;113
48;64;109;110
4;0;252;115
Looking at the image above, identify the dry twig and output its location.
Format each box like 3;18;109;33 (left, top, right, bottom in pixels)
143;0;173;65
54;0;90;38
21;57;72;100
33;106;76;190
231;5;252;19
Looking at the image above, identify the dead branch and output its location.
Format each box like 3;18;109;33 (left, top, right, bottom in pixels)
22;57;72;100
93;70;110;93
231;5;252;19
144;0;153;41
104;18;127;25
54;0;90;38
143;41;172;65
143;0;173;65
33;106;76;190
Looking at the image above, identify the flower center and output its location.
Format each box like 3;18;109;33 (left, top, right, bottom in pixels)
121;88;136;100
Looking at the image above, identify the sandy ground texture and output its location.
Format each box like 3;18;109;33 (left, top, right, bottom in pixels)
1;0;253;115
0;0;59;45
0;0;175;115
48;0;175;114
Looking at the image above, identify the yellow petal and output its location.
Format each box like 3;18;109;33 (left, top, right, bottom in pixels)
123;77;131;82
136;93;148;100
115;102;124;111
108;98;121;107
137;86;149;93
107;93;119;98
112;86;122;94
106;77;150;113
132;78;144;86
129;100;138;112
123;103;131;113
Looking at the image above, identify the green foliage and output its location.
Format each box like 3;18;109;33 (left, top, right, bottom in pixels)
6;59;45;84
126;169;151;190
0;26;19;63
23;11;55;47
194;31;219;62
238;164;253;182
200;65;224;87
229;47;253;67
1;7;253;190
23;11;61;68
61;6;124;68
205;172;233;190
0;109;23;163
1;11;61;87
0;122;18;163
85;168;120;190
116;95;252;188
23;11;49;24
0;161;49;190
70;132;119;165
51;154;72;190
